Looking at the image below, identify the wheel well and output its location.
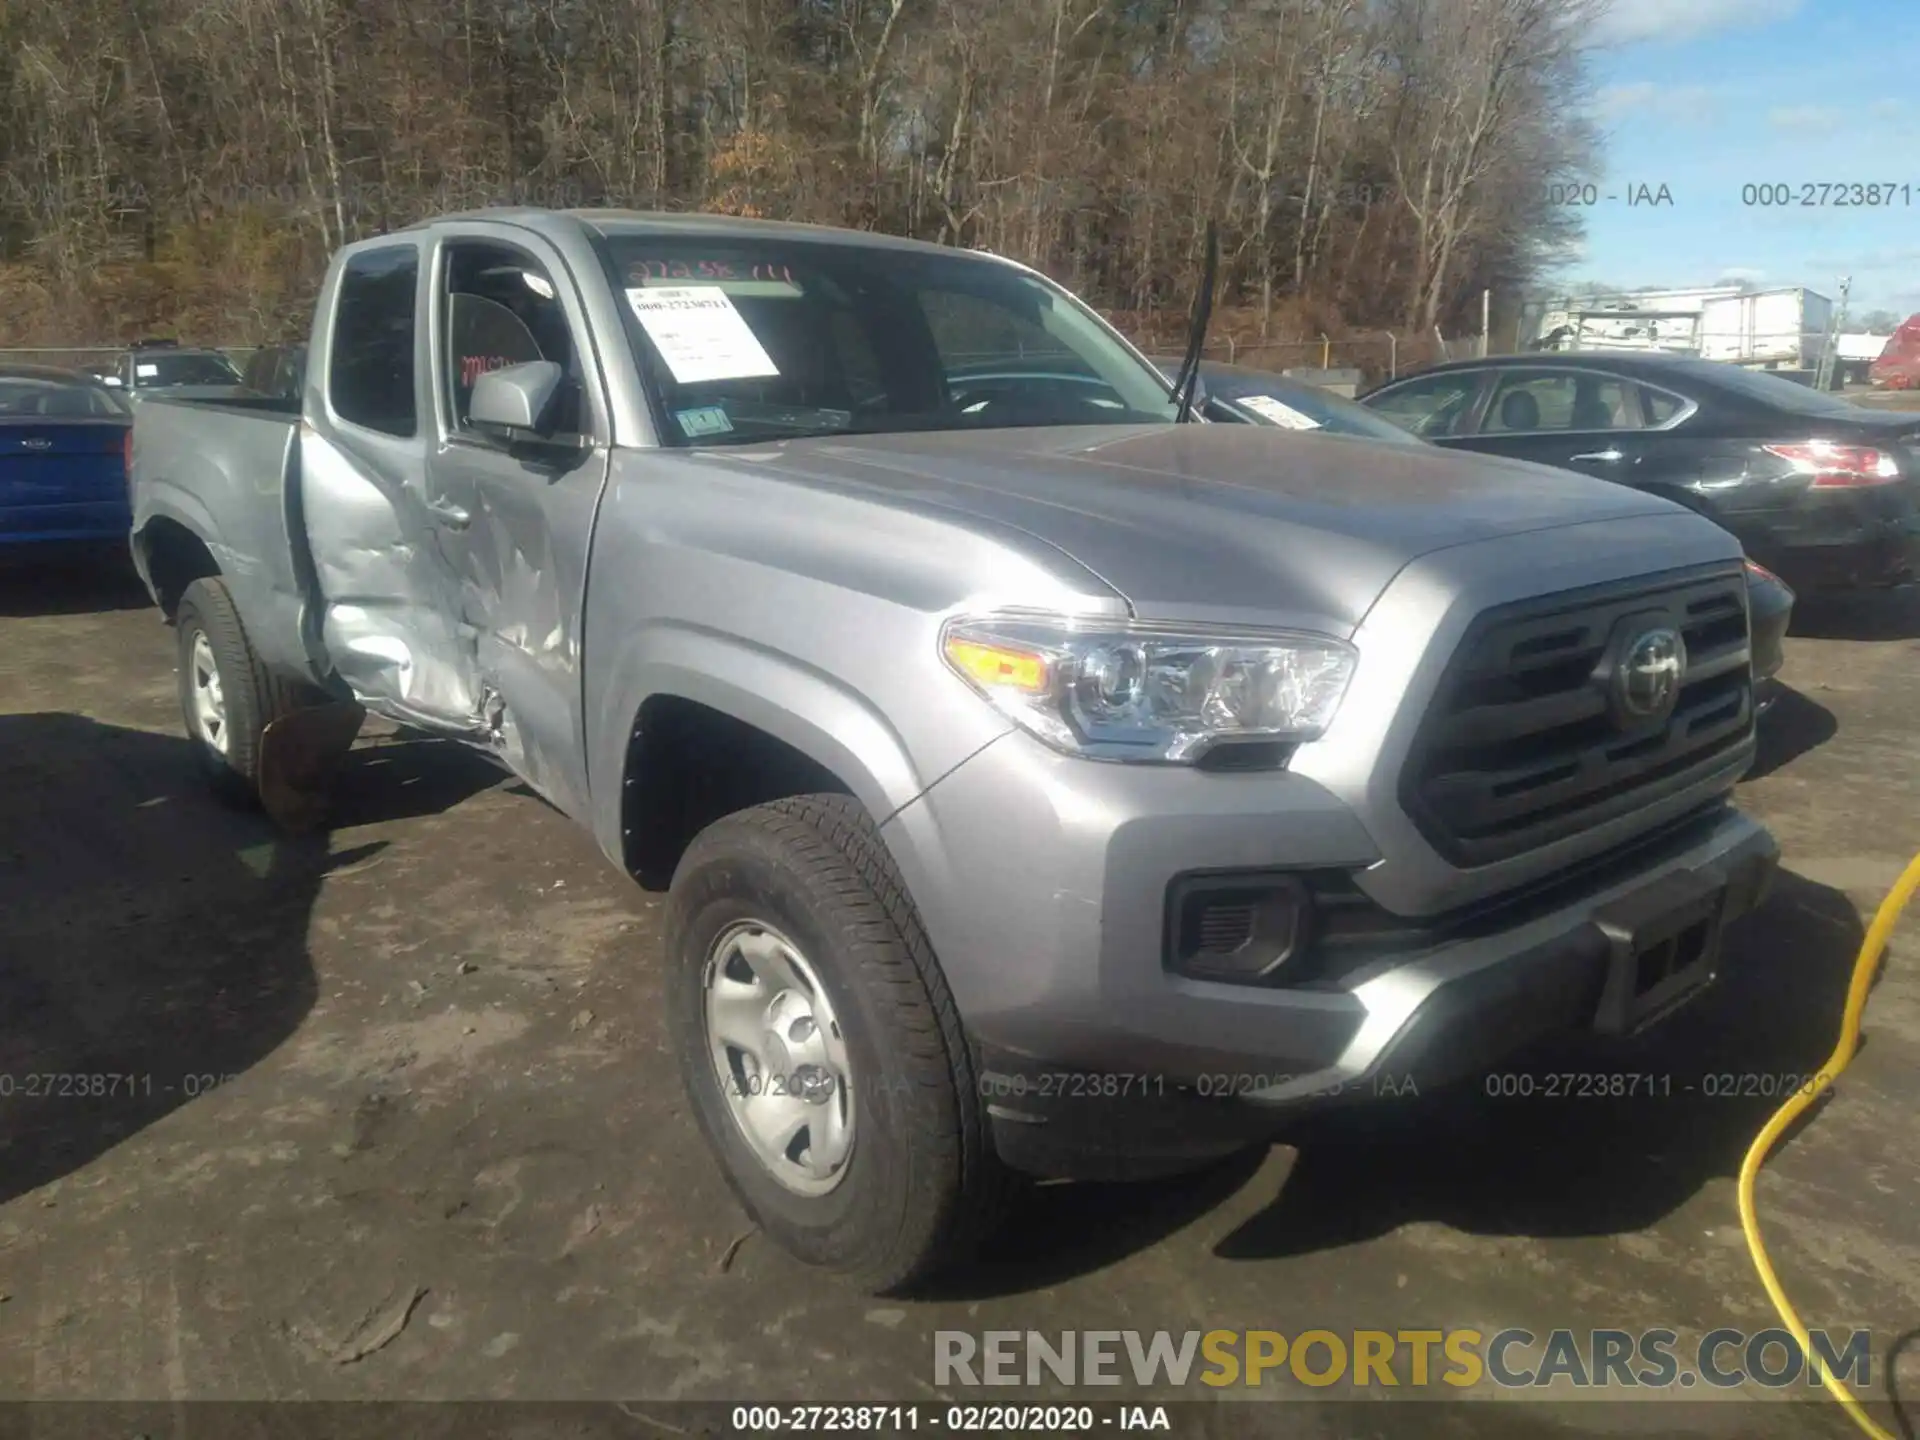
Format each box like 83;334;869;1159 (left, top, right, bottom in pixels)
622;696;855;890
139;518;221;619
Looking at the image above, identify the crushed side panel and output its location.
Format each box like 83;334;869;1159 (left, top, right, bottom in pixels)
298;427;488;733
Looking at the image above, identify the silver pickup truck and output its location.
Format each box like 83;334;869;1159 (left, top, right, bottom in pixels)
130;208;1778;1293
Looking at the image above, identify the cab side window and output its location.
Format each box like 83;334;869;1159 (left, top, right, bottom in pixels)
1369;372;1482;438
1482;369;1644;434
440;240;584;438
1641;386;1687;426
329;246;419;438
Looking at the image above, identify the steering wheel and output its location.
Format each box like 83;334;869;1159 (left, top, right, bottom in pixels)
948;377;1122;422
1415;401;1464;439
947;385;1003;415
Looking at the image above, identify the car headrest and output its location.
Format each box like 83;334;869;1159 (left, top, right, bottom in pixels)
1499;389;1541;431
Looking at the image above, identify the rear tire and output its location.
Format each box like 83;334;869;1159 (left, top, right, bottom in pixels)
174;576;305;808
664;793;1014;1294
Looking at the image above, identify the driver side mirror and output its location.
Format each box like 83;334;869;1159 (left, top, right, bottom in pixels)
470;360;567;442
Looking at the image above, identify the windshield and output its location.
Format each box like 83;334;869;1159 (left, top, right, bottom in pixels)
133;352;242;388
597;236;1177;445
1664;358;1864;417
0;374;129;419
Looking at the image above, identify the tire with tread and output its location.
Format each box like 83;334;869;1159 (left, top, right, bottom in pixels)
664;792;1015;1294
174;576;306;807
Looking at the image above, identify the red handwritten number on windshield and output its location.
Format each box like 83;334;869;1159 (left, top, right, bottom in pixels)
460;355;510;386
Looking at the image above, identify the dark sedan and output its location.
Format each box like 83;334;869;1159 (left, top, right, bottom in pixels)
1186;358;1793;707
0;365;133;553
1359;351;1920;595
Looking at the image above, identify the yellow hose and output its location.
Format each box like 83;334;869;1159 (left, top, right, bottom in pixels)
1737;849;1920;1440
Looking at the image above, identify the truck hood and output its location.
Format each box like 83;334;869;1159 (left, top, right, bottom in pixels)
691;424;1685;633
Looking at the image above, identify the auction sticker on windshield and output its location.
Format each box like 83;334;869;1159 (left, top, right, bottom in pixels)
674;405;734;437
626;285;780;385
1238;394;1322;429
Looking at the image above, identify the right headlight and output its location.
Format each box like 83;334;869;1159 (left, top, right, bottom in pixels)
940;612;1356;765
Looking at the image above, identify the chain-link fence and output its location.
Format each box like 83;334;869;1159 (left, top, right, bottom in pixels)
7;332;1477;393
1193;332;1478;383
1117;326;1481;387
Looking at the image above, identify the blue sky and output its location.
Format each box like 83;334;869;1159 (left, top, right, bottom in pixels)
1567;0;1920;322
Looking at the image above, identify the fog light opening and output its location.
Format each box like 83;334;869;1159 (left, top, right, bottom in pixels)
1170;873;1313;982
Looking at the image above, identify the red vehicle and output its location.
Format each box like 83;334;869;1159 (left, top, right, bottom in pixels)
1869;313;1920;391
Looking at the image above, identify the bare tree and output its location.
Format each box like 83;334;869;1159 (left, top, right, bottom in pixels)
1383;0;1601;330
0;0;1607;348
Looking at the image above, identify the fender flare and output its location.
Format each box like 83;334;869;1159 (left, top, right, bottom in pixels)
132;487;228;568
587;620;942;866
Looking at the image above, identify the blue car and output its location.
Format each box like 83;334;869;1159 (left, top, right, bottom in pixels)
0;365;134;551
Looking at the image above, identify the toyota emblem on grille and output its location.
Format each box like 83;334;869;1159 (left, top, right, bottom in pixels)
1614;625;1687;723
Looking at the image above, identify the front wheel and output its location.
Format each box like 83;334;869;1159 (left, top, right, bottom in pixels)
664;793;1014;1294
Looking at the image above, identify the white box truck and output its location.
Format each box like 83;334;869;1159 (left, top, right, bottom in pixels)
1531;287;1833;380
1696;288;1833;372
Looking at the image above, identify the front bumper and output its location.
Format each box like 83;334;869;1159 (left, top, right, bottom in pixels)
882;733;1777;1181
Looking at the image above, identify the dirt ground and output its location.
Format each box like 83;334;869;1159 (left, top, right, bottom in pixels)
0;559;1915;1438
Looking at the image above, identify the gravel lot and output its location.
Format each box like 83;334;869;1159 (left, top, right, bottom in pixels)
0;559;1915;1438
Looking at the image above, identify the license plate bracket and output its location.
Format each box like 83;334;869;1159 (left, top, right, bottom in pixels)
1590;865;1728;1036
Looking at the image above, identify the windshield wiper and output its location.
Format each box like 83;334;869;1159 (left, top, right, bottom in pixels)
1169;220;1219;424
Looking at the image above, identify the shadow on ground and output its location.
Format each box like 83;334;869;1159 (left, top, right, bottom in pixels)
1788;586;1920;643
0;714;498;1207
328;734;510;830
1745;685;1839;782
923;1148;1272;1300
0;548;150;617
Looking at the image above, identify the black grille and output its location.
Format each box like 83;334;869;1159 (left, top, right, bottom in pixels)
1401;565;1756;866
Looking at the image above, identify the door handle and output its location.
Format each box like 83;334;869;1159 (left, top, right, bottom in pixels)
426;497;471;530
1570;448;1625;463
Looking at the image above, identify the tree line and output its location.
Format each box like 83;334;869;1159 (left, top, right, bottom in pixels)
0;0;1603;352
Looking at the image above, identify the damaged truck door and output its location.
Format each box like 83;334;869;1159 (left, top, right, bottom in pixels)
418;226;610;816
302;239;485;735
303;227;609;817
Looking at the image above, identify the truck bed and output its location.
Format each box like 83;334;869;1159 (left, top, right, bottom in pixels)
129;395;317;682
